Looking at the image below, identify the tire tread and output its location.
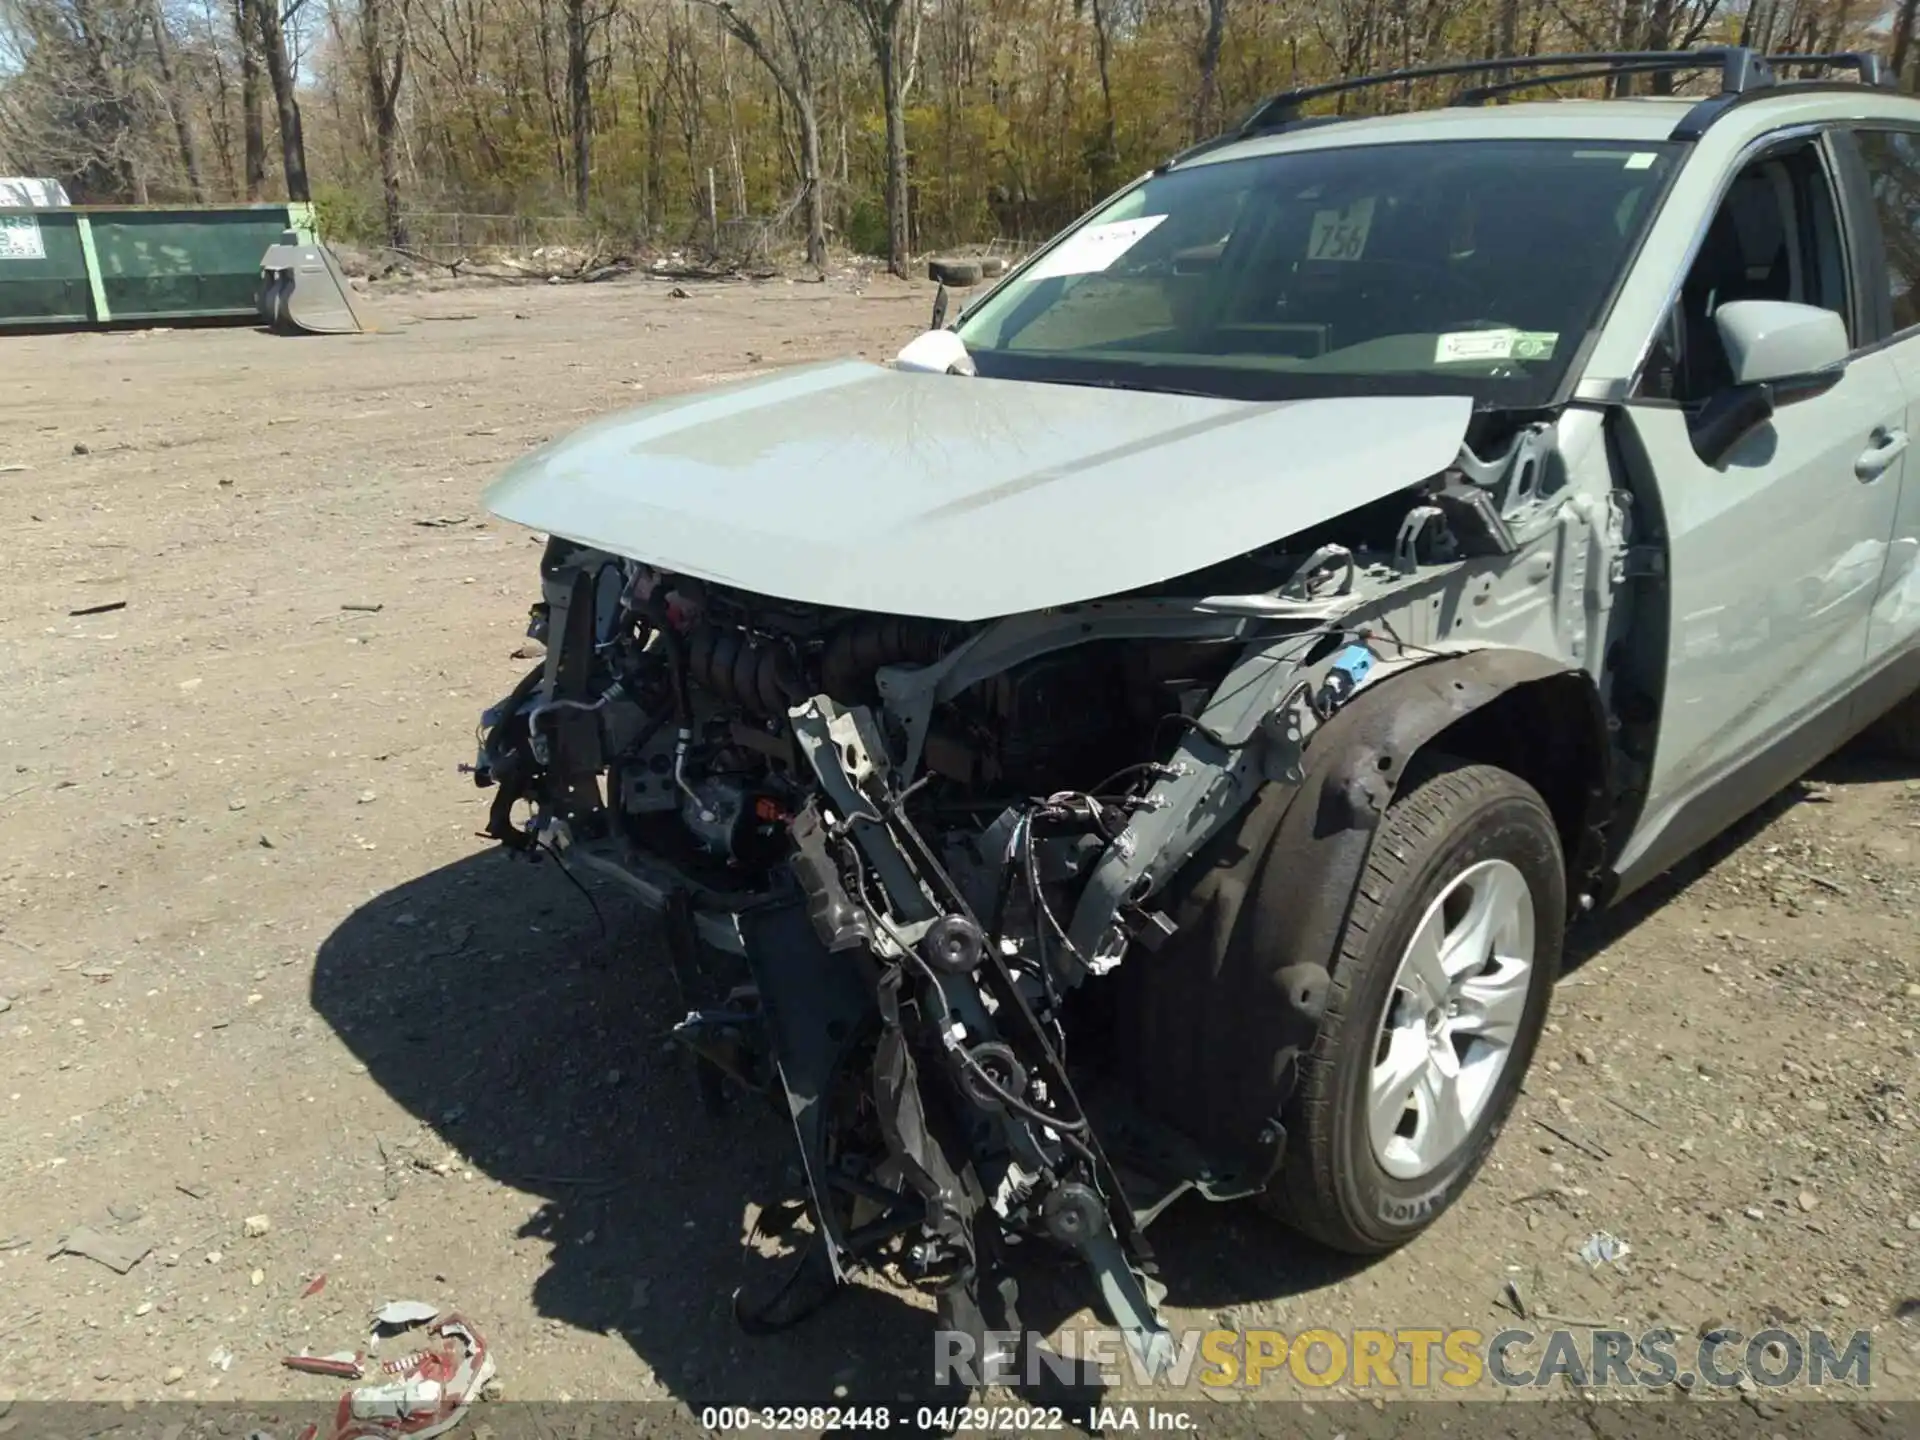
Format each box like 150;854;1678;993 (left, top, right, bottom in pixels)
1862;691;1920;761
1260;758;1556;1251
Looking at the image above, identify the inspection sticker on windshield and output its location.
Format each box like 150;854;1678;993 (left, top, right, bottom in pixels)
1307;198;1376;261
1434;329;1558;364
1025;215;1167;280
0;215;44;261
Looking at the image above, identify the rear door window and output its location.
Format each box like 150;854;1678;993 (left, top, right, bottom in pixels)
1854;128;1920;334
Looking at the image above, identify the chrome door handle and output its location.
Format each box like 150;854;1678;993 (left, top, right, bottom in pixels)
1856;426;1910;480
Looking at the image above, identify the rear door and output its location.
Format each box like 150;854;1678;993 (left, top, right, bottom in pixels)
1614;130;1905;868
1842;126;1920;698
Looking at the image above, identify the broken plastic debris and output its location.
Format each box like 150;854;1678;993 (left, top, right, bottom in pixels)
334;1312;493;1440
372;1299;439;1334
1577;1230;1631;1266
285;1352;367;1379
52;1226;151;1274
302;1272;329;1298
287;1304;493;1440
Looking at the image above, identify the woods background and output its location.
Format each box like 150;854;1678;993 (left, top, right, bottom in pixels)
0;0;1907;274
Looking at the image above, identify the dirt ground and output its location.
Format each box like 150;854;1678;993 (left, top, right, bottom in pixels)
1;272;1917;1420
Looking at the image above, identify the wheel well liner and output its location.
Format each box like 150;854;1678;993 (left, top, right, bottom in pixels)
1109;647;1609;1171
1244;644;1608;1018
1424;670;1611;902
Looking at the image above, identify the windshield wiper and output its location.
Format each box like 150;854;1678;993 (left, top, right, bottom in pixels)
1032;373;1225;401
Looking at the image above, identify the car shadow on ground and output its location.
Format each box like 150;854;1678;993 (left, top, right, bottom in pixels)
309;752;1907;1408
1561;752;1912;972
310;848;1368;1413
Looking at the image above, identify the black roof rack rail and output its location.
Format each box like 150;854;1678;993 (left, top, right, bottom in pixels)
1235;47;1774;136
1766;51;1896;87
1669;50;1898;141
1450;58;1704;106
1156;46;1899;172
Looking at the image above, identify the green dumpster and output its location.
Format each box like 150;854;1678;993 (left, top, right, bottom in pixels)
0;209;93;328
0;202;312;329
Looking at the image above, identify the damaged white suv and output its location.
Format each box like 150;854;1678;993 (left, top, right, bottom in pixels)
470;48;1920;1374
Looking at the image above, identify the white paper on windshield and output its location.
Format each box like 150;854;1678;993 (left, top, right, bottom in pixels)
1434;329;1559;364
1625;151;1659;170
1025;215;1167;280
1307;198;1376;261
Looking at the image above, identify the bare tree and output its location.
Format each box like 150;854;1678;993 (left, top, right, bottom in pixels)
1896;0;1920;86
1495;0;1519;55
1194;0;1231;137
229;0;267;196
564;0;616;212
1087;0;1116;178
25;0;1831;254
0;0;153;198
697;0;829;271
147;0;206;197
841;0;915;276
247;0;310;198
360;0;412;243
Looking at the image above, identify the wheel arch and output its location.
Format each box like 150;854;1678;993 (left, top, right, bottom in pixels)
1243;646;1610;1007
1108;645;1611;1174
1418;666;1613;910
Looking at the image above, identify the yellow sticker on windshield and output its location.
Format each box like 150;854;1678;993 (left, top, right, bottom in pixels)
1434;329;1558;364
1307;198;1375;262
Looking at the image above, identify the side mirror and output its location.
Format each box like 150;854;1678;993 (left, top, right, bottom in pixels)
1689;300;1849;466
1689;382;1775;467
894;329;976;375
1715;299;1847;391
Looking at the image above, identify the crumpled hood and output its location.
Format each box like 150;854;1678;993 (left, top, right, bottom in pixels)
483;359;1473;621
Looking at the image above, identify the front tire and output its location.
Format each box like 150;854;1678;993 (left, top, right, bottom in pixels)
1859;688;1920;761
1262;757;1564;1253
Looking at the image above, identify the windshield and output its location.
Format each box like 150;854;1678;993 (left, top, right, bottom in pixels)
955;139;1678;407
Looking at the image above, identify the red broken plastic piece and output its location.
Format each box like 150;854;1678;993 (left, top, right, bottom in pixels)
328;1311;493;1440
283;1352;366;1379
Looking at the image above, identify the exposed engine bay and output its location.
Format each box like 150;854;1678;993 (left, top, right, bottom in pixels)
468;415;1617;1376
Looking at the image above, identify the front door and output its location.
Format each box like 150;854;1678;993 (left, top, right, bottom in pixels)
1617;133;1904;867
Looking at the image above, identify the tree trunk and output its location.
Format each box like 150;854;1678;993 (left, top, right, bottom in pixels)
1194;0;1229;137
376;117;405;247
148;0;206;199
229;0;267;198
1896;0;1920;87
68;0;139;198
876;17;908;276
1495;0;1519;56
643;78;665;236
797;94;827;272
250;0;311;200
1643;0;1676;94
364;0;410;247
1612;0;1644;96
1088;0;1116;183
566;0;591;213
1822;1;1853;55
693;0;825;265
